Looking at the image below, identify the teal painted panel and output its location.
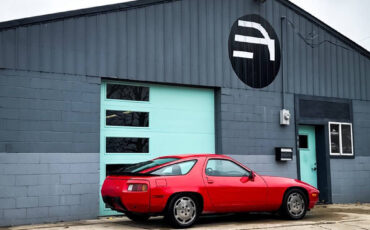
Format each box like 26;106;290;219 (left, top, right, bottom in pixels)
298;125;317;188
99;81;215;215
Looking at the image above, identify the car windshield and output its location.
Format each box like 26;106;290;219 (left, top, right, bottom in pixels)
122;158;179;173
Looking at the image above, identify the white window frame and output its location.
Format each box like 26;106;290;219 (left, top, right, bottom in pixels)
328;122;354;156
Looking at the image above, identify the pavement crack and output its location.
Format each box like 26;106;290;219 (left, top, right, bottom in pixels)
342;222;370;230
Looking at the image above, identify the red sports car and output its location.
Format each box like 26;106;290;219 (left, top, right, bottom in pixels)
101;154;319;228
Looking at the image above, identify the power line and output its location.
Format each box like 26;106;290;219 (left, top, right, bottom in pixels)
282;16;352;52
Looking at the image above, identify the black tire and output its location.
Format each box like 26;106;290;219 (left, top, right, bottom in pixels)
125;212;150;223
280;188;307;220
165;194;200;228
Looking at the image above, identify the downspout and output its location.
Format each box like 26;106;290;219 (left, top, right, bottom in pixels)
281;16;286;109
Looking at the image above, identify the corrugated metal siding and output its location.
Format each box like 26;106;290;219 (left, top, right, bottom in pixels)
0;0;369;100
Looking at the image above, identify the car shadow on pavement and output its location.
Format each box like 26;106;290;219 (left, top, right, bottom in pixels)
110;212;284;229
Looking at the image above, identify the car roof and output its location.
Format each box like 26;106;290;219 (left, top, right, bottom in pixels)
155;154;230;160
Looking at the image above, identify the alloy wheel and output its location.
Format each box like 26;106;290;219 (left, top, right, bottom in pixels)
173;196;197;225
287;192;305;217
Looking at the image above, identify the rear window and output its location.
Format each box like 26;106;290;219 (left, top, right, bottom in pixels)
122;158;179;173
149;160;197;176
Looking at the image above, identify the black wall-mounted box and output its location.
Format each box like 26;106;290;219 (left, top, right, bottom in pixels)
275;147;293;161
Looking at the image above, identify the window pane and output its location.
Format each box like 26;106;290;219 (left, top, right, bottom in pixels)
106;110;149;127
106;84;149;101
150;160;197;176
299;135;308;149
106;137;149;153
123;158;179;173
341;124;352;154
330;124;340;154
206;159;249;177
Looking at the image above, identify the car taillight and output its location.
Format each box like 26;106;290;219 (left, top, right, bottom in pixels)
127;184;148;192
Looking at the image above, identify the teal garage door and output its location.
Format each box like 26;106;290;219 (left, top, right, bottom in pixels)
99;81;215;215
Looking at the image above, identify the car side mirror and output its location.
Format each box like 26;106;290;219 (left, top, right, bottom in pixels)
248;171;255;181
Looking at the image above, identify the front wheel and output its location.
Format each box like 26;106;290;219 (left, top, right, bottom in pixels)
281;189;307;220
165;195;199;228
125;212;150;222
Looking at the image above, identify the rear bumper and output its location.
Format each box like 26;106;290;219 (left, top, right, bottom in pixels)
101;178;151;213
102;196;127;212
102;192;150;213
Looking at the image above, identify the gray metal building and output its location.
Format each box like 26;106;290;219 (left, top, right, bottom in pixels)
1;0;370;226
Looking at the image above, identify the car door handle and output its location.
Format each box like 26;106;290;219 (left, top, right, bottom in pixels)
207;178;214;184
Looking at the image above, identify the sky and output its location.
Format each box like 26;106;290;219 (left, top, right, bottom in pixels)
0;0;369;51
289;0;370;51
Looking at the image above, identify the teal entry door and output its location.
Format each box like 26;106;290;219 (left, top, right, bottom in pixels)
99;81;215;216
298;126;318;188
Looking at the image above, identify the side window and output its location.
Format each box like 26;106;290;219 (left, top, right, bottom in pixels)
206;159;250;177
329;122;354;156
150;160;197;176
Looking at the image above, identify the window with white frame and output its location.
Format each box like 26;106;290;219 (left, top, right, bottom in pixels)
329;122;354;156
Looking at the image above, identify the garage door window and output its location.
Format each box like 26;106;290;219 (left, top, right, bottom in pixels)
106;84;149;101
106;110;149;127
329;122;353;156
106;137;149;153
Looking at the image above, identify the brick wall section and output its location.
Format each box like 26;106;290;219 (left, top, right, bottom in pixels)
233;155;298;179
219;88;296;156
330;100;370;203
219;88;297;179
0;69;101;226
330;156;370;203
0;69;100;153
0;152;99;226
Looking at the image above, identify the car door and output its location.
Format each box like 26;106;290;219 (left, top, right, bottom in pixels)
203;158;267;212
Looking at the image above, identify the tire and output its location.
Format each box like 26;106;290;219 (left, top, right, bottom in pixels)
280;188;307;220
125;212;150;223
165;194;200;228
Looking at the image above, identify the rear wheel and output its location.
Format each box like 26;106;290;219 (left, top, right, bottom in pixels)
165;195;199;228
125;212;150;222
281;189;307;220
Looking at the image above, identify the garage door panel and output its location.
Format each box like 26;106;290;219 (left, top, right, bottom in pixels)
151;86;214;110
152;133;215;154
151;110;214;133
100;81;215;216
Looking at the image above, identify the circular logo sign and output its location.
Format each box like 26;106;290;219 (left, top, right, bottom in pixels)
228;14;281;88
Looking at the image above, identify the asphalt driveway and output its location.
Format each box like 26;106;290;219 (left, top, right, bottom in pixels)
2;204;370;230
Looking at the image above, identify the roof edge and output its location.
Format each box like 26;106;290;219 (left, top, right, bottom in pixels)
0;0;369;59
0;0;171;30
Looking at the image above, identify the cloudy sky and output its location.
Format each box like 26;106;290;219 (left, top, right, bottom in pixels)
0;0;369;51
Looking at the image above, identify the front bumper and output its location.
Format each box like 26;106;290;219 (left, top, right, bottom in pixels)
308;192;319;209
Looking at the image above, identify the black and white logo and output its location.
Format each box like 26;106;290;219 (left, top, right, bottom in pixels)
228;14;281;88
